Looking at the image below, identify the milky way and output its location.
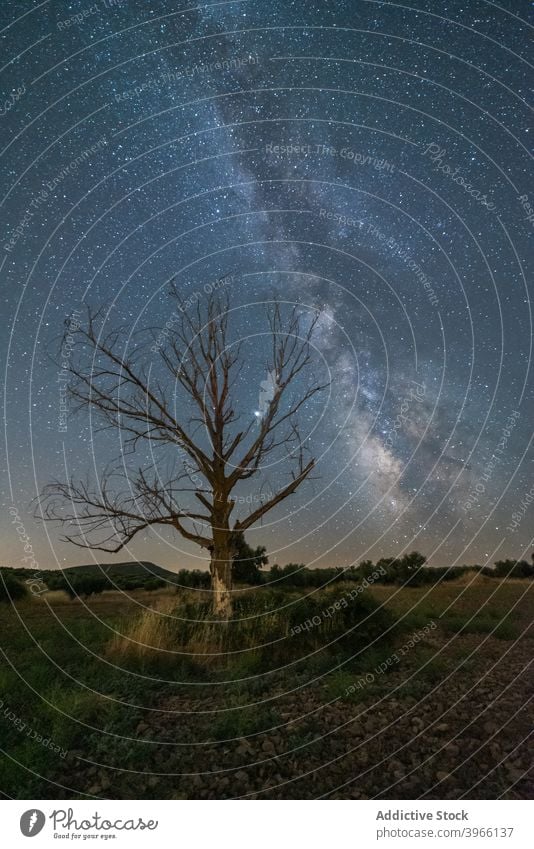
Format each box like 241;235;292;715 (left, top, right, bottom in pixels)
1;0;532;571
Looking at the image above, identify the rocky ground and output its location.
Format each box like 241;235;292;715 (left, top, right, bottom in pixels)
62;626;533;800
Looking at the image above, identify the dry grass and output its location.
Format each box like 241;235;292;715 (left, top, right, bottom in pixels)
104;585;399;673
450;570;493;586
40;589;71;604
107;596;178;659
106;595;270;665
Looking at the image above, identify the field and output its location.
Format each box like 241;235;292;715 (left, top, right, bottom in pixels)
0;576;532;800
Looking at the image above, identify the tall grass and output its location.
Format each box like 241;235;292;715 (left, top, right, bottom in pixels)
106;585;399;672
107;596;178;659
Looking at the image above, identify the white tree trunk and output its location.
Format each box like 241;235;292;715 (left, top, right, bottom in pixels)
211;554;233;619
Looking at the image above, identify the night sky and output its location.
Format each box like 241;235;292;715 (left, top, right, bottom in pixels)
1;0;532;573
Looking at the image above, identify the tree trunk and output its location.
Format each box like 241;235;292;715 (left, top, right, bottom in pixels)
210;545;233;619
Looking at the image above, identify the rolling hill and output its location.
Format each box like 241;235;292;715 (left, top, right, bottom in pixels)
61;560;182;583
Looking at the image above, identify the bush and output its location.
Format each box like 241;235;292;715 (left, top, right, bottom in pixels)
232;532;268;585
108;585;400;673
285;587;399;655
143;578;166;591
493;559;534;579
0;571;28;602
47;574;110;598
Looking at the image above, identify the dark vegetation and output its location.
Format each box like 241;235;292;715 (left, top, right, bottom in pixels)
2;548;533;603
0;569;28;602
0;576;531;800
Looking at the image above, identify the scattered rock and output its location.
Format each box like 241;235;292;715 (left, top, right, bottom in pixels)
389;759;405;777
261;739;276;756
87;784;102;795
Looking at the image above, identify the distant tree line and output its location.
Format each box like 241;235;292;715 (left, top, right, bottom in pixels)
268;552;534;588
491;558;534;580
0;567;168;600
45;573;168;598
1;548;533;602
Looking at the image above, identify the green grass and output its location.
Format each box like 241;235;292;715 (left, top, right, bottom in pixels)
324;670;371;702
212;705;281;740
440;613;520;640
0;577;531;797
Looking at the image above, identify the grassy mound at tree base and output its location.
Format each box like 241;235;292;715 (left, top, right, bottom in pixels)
107;586;400;673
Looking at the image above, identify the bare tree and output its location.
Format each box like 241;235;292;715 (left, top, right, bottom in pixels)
39;287;327;618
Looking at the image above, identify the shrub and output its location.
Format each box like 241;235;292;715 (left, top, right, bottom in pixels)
493;559;534;579
286;587;399;655
107;586;400;673
48;574;110;598
232;531;268;585
143;578;166;591
174;569;210;589
0;571;28;602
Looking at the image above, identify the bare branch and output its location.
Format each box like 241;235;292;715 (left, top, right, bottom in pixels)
39;289;328;613
235;459;316;533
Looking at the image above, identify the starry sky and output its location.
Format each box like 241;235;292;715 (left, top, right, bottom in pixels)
1;0;532;573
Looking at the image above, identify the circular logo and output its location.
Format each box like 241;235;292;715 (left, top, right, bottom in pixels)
20;810;46;837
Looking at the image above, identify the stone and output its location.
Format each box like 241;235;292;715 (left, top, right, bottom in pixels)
87;784;102;795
